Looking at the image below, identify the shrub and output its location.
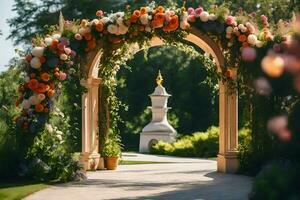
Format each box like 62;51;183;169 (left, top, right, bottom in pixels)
151;126;250;158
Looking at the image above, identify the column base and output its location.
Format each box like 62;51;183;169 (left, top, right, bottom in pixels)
80;152;100;171
217;152;239;173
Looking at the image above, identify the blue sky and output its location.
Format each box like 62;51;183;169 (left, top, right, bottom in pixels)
0;0;18;72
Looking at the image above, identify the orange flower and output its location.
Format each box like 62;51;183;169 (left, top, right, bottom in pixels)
84;33;92;41
96;10;103;17
157;6;165;13
41;72;50;82
47;89;55;98
49;82;55;90
54;71;60;78
35;104;44;112
44;107;49;113
238;34;247;42
95;22;104;32
140;7;147;15
39;56;46;63
130;16;138;23
87;39;96;50
154;13;165;22
51;39;59;49
133;10;141;18
151;13;165;28
36;83;49;93
163;15;179;32
28;79;39;90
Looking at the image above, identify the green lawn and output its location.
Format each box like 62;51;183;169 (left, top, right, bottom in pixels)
119;160;172;165
0;181;48;200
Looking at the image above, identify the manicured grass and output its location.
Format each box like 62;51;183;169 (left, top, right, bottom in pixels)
119;160;172;165
0;181;49;200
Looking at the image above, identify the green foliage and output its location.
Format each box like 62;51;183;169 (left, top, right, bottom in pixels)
151;126;251;158
25;109;80;182
249;161;300;200
102;132;122;157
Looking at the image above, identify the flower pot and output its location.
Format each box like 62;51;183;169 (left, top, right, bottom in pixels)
104;156;119;170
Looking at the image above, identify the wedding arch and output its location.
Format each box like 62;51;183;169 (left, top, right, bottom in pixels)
15;3;290;173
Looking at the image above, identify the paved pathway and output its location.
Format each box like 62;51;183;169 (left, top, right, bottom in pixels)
25;153;252;200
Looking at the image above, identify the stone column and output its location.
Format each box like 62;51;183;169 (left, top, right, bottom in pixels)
217;70;239;173
80;77;102;170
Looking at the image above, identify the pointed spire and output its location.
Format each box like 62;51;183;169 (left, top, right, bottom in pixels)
156;70;163;86
59;11;65;32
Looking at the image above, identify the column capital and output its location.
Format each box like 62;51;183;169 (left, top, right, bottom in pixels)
80;78;102;88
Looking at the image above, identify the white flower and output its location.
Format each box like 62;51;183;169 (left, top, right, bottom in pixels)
180;21;190;30
30;57;42;69
247;34;258;45
199;11;209;22
140;14;149;25
78;27;90;35
22;100;31;109
32;47;44;57
238;24;245;30
45;124;54;133
208;14;217;21
226;26;233;34
24;76;30;83
44;37;53;46
52;33;61;40
233;27;239;33
107;24;118;34
145;26;152;32
245;22;252;28
57;134;63;141
241;27;248;33
100;17;110;24
256;40;264;48
226;33;232;39
60;54;68;61
91;19;99;25
116;17;124;25
118;24;129;35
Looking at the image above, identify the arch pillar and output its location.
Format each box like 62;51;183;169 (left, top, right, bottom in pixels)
218;69;239;173
80;77;102;170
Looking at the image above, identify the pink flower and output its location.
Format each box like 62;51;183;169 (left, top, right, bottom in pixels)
37;94;46;101
59;72;67;81
57;43;65;51
194;7;203;16
70;50;77;57
226;16;235;25
75;33;82;40
64;47;72;55
187;7;195;15
261;15;268;22
187;15;196;23
241;47;257;61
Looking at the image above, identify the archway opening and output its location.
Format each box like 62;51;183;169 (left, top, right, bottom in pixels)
81;29;239;173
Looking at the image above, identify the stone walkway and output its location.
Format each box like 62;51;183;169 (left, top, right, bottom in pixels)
25;153;252;200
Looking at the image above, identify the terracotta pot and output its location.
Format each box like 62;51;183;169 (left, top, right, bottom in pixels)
104;156;119;170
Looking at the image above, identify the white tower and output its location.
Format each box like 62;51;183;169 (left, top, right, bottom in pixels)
139;70;177;153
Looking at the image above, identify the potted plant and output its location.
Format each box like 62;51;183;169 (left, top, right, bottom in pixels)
102;138;121;170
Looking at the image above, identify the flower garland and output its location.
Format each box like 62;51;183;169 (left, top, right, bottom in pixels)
14;3;295;132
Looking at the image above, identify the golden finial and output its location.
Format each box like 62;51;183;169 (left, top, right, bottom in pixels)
156;70;163;86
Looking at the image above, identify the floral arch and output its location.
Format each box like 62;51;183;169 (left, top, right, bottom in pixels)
15;3;292;174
